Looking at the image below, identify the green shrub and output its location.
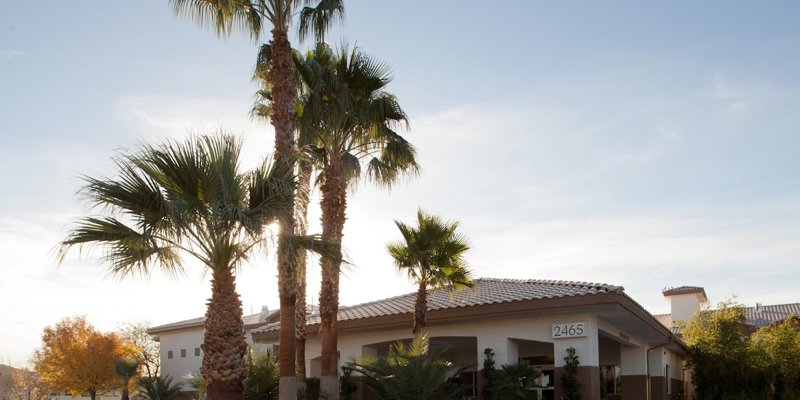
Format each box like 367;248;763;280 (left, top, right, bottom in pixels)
560;347;580;400
493;361;541;400
243;350;279;400
345;335;466;400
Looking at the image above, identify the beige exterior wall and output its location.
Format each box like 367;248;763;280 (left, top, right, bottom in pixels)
283;312;602;377
158;327;204;390
666;293;703;324
157;325;271;390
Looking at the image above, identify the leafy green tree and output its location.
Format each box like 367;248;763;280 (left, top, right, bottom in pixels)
59;135;314;400
680;300;767;400
345;335;466;400
170;2;344;398
114;358;140;400
753;316;800;399
136;376;181;400
387;210;472;334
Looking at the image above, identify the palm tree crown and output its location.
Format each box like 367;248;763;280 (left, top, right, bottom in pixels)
60;135;295;400
115;358;140;400
387;209;473;335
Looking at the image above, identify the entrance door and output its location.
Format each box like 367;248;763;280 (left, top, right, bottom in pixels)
532;364;555;400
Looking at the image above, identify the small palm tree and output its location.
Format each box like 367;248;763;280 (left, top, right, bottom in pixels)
115;358;140;400
60;135;302;400
387;210;473;335
136;376;182;400
345;335;466;400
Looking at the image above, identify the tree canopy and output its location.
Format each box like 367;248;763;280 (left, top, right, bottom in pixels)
680;300;800;399
33;316;138;400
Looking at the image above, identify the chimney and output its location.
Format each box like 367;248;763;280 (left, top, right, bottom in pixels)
663;286;708;324
258;305;270;323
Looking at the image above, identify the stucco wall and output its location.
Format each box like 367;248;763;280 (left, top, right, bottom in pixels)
158;327;204;389
157;324;272;390
667;293;703;324
288;312;602;376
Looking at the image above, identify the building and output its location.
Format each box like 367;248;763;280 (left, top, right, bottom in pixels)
153;280;800;400
654;285;800;335
147;306;279;391
251;278;687;400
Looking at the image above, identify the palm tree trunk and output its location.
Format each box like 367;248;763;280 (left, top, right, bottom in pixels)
413;280;428;335
318;156;347;400
203;267;247;400
295;158;313;393
270;27;298;400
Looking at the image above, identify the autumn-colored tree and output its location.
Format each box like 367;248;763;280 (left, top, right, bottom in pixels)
33;316;137;400
0;367;50;400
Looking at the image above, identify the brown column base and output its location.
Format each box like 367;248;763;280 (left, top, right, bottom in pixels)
554;366;600;400
620;375;647;400
650;376;665;400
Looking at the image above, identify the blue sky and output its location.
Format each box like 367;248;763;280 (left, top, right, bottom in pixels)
2;1;800;365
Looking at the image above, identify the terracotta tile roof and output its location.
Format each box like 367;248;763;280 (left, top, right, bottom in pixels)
662;286;707;298
744;303;800;329
654;303;800;332
653;313;672;327
252;278;623;334
148;311;275;334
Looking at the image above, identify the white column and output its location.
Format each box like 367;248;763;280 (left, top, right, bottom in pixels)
477;335;519;367
620;346;647;375
553;317;599;367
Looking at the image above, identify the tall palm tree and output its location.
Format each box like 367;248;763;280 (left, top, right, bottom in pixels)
60;135;299;400
293;43;419;399
169;2;344;398
386;210;473;335
114;358;140;400
251;43;314;391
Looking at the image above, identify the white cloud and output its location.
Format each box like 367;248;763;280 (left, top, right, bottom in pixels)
710;74;773;115
114;95;274;168
1;50;24;59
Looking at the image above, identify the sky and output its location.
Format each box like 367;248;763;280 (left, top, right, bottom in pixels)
2;1;800;366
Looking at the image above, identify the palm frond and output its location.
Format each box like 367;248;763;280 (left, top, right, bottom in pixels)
170;0;263;39
59;217;183;279
298;0;344;43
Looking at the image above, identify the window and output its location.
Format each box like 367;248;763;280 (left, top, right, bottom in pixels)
181;349;187;358
167;350;173;359
195;347;201;357
665;364;671;394
602;365;621;395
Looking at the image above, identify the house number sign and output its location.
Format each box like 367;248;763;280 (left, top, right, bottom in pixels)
552;322;586;338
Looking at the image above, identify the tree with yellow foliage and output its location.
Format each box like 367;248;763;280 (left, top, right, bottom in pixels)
0;366;50;400
33;316;138;400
